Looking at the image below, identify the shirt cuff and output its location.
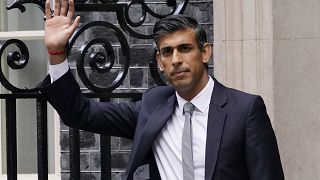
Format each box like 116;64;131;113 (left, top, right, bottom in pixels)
48;59;69;83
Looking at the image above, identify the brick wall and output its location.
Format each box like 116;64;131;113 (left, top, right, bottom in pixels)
60;1;213;179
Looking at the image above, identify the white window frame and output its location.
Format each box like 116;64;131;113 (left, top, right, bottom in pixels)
0;30;44;40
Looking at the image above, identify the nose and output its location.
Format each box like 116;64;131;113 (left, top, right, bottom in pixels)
171;49;182;67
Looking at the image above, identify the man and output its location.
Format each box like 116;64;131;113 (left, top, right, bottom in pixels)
41;0;284;179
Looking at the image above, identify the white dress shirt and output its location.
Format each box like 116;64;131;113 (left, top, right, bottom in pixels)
48;61;215;179
152;77;214;180
48;59;69;82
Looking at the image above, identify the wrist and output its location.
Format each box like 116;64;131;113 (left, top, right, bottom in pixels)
47;48;67;65
48;49;65;55
49;53;66;65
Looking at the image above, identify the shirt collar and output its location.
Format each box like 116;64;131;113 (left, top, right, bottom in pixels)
176;76;215;115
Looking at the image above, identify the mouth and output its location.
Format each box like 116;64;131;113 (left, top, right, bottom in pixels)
171;70;189;78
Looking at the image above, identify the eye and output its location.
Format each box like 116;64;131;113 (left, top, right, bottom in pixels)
178;44;192;52
161;48;173;57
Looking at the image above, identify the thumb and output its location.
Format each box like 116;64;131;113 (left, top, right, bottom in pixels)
69;16;80;35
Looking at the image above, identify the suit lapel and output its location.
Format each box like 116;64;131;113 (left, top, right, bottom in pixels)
128;93;176;176
205;79;228;180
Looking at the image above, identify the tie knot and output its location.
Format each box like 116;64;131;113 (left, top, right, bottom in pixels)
183;102;195;115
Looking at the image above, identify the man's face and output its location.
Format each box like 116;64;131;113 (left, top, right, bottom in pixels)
156;28;211;100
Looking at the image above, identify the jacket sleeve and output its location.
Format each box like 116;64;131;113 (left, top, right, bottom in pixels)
245;96;284;180
40;70;139;139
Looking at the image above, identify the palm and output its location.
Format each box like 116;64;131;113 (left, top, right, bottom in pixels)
45;16;74;50
44;0;80;51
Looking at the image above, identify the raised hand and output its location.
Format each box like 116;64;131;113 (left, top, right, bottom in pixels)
44;0;80;64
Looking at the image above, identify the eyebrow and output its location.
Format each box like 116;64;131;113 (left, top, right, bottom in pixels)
160;43;193;51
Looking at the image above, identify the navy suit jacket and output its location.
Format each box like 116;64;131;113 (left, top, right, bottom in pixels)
40;70;284;180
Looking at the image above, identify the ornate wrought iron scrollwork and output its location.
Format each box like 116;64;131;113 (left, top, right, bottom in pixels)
6;0;45;13
5;0;184;91
124;0;181;27
5;0;189;39
119;0;189;39
124;1;147;27
68;21;130;92
71;0;188;39
0;39;39;93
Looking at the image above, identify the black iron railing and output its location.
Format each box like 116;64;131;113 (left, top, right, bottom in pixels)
1;0;188;179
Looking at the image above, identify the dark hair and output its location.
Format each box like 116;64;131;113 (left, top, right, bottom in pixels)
153;14;207;51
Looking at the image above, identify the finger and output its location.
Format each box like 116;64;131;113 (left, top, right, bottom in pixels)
67;0;75;19
68;16;80;34
72;16;81;29
54;0;61;17
60;0;68;16
45;0;52;20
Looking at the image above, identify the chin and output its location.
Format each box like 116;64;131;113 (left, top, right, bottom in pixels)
172;82;192;92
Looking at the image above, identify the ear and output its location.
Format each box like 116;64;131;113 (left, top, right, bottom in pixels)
201;43;212;64
156;52;164;72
